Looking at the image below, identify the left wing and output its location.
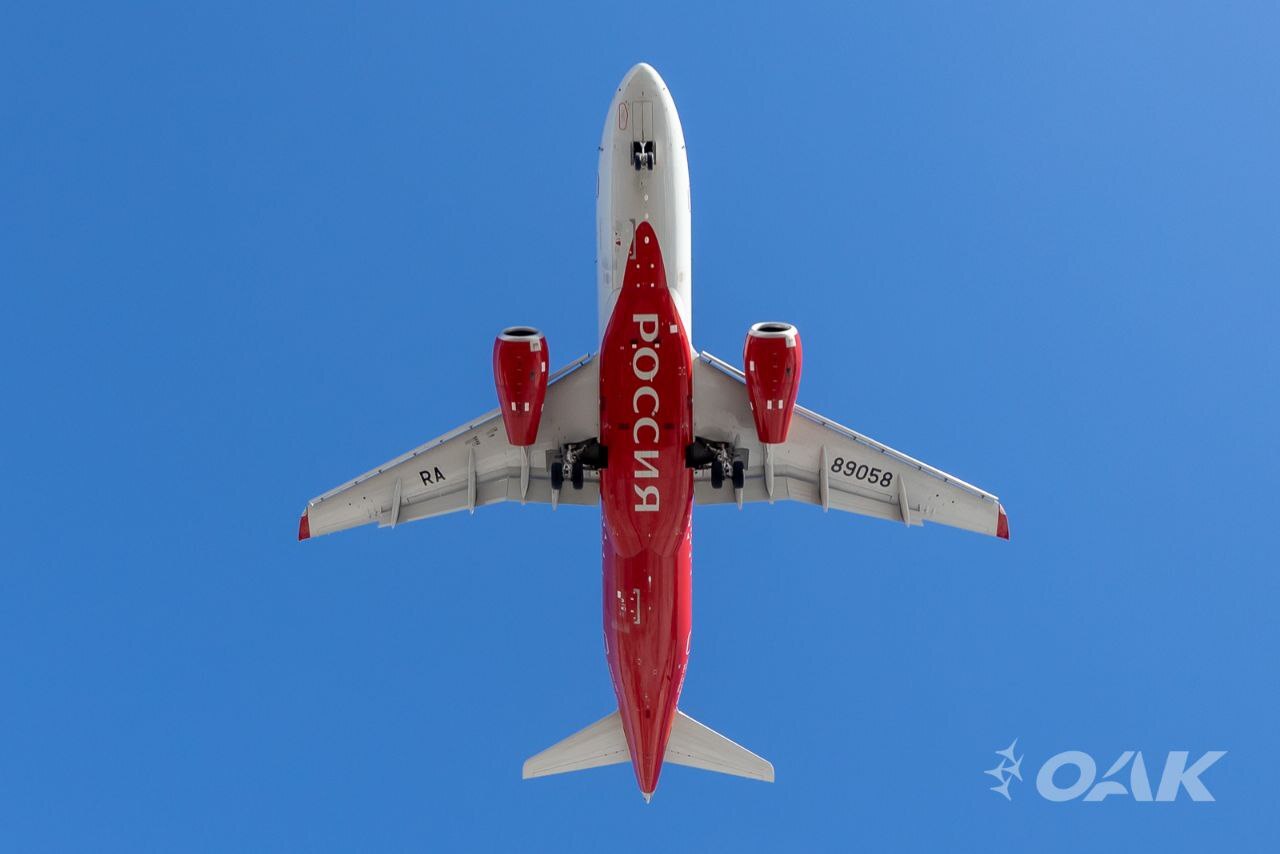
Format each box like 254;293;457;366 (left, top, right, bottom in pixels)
691;352;1008;539
299;354;599;539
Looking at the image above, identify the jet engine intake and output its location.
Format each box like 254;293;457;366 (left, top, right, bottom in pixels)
493;326;548;446
743;322;802;444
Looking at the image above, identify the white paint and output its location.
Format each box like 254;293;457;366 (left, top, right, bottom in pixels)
597;64;693;343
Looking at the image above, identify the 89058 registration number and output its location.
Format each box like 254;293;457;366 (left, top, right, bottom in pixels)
830;456;893;488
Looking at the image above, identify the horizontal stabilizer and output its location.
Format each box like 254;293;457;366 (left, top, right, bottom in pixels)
664;710;774;782
522;711;630;779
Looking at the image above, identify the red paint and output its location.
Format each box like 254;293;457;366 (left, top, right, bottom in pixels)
298;511;310;541
743;324;803;444
492;329;549;446
996;504;1010;540
599;221;693;796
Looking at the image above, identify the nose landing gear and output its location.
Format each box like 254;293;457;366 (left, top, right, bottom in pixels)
631;140;656;171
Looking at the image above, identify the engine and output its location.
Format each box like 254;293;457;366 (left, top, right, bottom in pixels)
743;322;803;444
493;326;549;446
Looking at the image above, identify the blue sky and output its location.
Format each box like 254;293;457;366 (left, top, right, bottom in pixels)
3;2;1277;850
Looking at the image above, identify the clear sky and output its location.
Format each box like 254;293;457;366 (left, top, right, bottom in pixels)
3;2;1278;851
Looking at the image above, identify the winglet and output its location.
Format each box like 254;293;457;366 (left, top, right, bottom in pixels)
996;504;1009;540
298;511;311;541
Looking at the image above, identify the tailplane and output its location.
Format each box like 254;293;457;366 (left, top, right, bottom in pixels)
522;708;773;784
522;711;630;779
664;710;774;782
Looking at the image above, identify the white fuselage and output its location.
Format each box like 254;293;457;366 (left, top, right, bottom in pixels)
597;63;693;342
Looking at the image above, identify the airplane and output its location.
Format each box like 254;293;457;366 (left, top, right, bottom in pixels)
298;62;1009;802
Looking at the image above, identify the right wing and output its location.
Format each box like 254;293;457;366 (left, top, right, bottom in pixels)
691;351;1008;539
300;354;599;539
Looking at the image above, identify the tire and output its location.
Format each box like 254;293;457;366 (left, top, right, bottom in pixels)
551;461;564;491
571;460;585;490
711;459;725;490
732;460;745;490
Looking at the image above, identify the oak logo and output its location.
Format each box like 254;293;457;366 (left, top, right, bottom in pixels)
988;740;1226;803
985;739;1023;800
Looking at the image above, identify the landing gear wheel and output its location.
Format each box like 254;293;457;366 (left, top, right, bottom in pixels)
710;459;725;490
571;459;585;490
731;460;745;490
551;461;564;491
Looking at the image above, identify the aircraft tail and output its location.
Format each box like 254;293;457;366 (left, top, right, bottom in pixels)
664;710;774;782
521;709;773;783
522;711;630;779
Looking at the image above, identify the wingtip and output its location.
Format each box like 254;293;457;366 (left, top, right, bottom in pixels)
298;511;311;541
641;791;653;804
996;504;1010;540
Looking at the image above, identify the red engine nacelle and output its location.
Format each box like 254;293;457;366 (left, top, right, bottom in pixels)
493;326;549;446
743;322;803;444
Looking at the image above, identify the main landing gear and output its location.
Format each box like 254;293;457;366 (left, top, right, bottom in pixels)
685;437;746;492
550;439;608;497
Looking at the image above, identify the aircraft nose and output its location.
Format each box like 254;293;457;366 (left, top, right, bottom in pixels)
619;62;666;98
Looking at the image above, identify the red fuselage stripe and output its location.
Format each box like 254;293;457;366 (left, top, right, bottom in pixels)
599;222;693;795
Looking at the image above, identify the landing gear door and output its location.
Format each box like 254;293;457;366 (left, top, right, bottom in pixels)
631;100;654;145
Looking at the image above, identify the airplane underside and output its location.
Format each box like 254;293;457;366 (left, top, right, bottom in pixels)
299;62;1008;802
